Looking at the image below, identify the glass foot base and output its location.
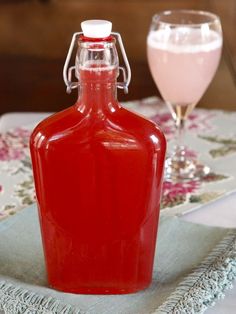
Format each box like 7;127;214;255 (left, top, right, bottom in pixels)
165;148;210;182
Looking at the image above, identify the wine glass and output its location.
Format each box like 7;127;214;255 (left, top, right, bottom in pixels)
147;10;222;181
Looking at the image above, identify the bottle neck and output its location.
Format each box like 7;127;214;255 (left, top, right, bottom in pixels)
76;66;118;115
75;37;119;115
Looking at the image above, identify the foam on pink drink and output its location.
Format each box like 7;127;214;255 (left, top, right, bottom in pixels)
147;28;222;106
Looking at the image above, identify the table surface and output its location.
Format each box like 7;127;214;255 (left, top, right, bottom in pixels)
1;112;236;314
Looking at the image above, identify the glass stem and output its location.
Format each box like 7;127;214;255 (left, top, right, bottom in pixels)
175;117;185;150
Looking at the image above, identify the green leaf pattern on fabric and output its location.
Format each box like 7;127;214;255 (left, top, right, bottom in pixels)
199;135;236;158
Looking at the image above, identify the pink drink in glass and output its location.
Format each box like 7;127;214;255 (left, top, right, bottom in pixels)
147;28;222;107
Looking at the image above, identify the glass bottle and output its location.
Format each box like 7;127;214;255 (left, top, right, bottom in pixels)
30;20;166;294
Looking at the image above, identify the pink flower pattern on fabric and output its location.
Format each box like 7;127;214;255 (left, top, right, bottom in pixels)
161;181;200;209
163;181;200;197
0;128;31;161
151;111;215;140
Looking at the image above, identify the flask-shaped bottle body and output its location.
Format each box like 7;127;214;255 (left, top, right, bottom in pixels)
30;26;166;294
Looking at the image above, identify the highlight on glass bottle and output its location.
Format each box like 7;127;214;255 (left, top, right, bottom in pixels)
63;22;131;94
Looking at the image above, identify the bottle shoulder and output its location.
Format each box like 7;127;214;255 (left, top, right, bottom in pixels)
30;105;82;140
115;107;167;146
88;107;167;155
30;105;82;150
31;106;76;133
30;105;166;153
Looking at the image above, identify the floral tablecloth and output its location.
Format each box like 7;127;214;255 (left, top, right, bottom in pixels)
0;96;236;220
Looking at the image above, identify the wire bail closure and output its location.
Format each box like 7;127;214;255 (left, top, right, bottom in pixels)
63;32;131;94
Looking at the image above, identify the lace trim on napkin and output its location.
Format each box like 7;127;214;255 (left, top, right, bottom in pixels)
0;231;236;314
0;282;81;314
155;230;236;314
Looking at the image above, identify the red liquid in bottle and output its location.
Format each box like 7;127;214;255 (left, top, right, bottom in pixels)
30;37;166;294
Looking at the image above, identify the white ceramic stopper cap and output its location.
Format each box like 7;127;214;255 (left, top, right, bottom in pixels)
81;20;112;38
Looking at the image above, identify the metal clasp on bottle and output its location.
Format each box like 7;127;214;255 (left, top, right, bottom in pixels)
63;32;131;94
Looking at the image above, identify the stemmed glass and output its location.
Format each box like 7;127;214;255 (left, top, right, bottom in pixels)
147;10;222;181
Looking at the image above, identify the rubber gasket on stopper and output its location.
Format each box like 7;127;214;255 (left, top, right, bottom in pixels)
81;20;112;39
